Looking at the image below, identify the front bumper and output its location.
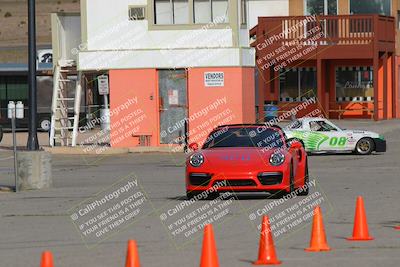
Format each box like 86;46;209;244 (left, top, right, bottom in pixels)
373;138;386;152
186;167;291;193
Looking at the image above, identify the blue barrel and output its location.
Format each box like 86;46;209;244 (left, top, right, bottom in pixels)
264;104;278;122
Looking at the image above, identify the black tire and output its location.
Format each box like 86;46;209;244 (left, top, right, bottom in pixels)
274;163;295;198
297;160;309;196
355;137;375;155
0;126;3;143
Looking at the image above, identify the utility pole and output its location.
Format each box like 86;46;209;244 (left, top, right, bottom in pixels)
27;0;39;150
16;0;51;193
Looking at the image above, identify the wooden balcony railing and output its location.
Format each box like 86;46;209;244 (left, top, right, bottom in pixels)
250;15;395;52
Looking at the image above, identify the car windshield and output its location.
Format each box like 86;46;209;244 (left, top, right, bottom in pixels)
202;127;285;149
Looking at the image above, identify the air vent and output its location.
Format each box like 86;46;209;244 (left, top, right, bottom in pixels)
129;6;146;20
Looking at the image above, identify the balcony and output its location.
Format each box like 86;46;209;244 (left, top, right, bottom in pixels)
250;15;395;61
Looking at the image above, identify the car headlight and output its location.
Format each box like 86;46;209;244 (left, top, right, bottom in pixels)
189;153;204;167
269;153;285;166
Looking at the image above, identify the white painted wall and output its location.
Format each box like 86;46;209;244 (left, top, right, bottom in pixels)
78;0;255;70
248;0;289;29
84;0;234;51
62;16;81;61
79;47;255;70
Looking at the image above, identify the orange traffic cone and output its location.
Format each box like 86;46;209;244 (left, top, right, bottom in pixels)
253;216;281;265
40;251;54;267
305;206;331;252
199;224;220;267
125;240;141;267
347;196;374;241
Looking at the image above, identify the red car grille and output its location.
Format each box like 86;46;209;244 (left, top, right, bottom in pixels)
257;172;283;185
189;173;212;186
213;179;257;187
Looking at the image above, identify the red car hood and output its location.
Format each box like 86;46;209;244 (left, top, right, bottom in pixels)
199;147;281;169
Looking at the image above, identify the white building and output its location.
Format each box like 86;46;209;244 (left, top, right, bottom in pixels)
52;0;257;147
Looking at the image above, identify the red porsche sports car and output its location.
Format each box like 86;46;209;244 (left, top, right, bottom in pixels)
186;124;309;199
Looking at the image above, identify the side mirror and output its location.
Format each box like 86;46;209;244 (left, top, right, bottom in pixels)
188;142;199;151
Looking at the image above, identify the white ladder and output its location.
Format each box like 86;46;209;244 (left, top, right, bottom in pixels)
50;61;82;147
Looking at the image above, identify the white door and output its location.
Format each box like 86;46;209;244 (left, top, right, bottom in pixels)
308;120;349;151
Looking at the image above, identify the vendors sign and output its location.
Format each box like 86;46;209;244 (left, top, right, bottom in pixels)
204;72;224;87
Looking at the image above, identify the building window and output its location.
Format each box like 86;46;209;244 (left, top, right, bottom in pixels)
193;0;228;24
194;0;211;23
5;76;28;100
211;0;228;23
155;0;229;25
174;0;190;24
350;0;391;16
0;75;28;119
335;66;374;102
154;0;189;24
398;11;400;29
279;68;317;102
305;0;337;15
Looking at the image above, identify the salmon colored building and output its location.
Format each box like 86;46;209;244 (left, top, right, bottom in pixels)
250;0;400;120
73;0;255;148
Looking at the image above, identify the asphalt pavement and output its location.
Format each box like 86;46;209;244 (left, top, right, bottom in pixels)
0;119;399;267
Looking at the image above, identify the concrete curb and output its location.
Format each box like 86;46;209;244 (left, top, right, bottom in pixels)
42;146;129;155
42;146;184;155
128;146;184;153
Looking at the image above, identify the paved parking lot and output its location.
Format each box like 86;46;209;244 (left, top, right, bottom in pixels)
0;120;399;267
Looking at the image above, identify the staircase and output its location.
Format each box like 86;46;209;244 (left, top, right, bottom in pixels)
49;60;82;147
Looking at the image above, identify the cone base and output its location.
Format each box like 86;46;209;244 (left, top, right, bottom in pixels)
346;236;374;241
305;246;331;252
253;259;282;265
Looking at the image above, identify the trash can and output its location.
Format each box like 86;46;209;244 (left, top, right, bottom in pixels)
264;104;278;123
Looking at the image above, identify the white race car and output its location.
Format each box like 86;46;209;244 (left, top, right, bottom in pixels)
284;117;386;155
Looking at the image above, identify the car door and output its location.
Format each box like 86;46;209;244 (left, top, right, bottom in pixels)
308;120;348;151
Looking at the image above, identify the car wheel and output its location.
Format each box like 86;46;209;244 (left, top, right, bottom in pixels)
355;137;374;155
39;118;51;132
297;160;309;196
273;163;295;198
0;127;3;143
